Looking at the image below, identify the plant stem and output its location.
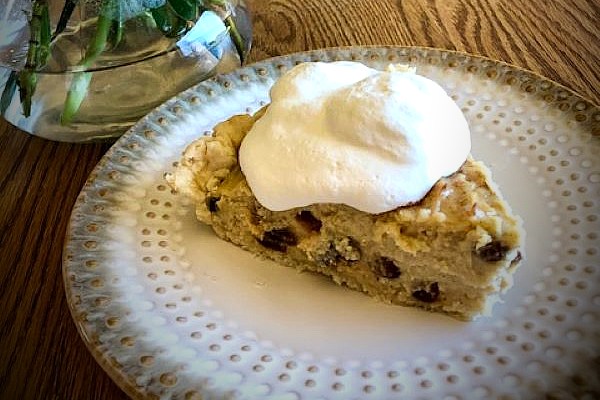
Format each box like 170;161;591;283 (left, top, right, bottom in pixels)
16;0;51;117
53;0;80;40
61;9;112;125
223;15;246;63
60;72;92;124
108;19;124;49
203;0;247;63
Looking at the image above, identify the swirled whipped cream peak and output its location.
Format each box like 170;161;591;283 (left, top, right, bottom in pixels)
238;61;471;213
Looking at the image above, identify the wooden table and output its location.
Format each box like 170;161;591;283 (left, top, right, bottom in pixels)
1;0;598;398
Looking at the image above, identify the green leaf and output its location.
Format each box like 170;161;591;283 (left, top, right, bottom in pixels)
167;0;198;21
151;4;188;38
0;71;18;115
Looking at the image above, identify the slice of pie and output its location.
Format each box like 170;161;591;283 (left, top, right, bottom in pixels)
165;108;524;321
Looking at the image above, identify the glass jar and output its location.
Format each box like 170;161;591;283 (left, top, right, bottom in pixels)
0;0;251;142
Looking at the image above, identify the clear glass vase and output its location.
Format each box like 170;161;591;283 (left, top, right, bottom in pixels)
0;0;251;142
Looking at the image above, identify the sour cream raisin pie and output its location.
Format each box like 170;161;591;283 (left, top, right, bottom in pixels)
165;62;524;320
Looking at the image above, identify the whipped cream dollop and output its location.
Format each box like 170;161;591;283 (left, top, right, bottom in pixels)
238;61;471;213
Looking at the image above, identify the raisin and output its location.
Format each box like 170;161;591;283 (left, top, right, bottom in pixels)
257;228;297;252
205;196;220;212
295;210;322;232
477;241;509;262
373;257;401;279
412;282;440;303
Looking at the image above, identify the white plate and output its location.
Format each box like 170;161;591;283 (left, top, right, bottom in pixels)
63;46;600;399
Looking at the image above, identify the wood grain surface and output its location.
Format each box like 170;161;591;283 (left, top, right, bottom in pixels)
0;0;598;398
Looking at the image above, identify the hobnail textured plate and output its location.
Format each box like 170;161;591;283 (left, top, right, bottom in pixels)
63;46;600;399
